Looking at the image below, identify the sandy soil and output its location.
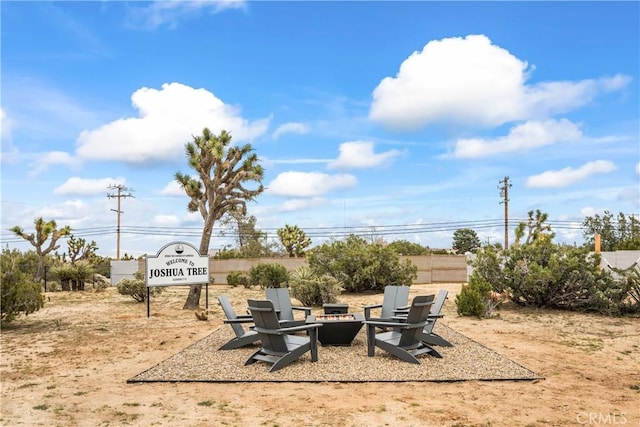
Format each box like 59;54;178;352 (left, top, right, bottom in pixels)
1;283;638;427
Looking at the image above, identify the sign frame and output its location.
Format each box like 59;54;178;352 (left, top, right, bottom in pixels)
145;241;210;317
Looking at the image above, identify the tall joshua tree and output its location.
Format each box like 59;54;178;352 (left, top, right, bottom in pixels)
175;128;264;309
10;217;71;282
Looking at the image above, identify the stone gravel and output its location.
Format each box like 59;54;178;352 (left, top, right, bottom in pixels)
128;324;541;383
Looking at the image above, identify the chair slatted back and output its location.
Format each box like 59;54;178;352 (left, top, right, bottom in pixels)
398;294;435;347
247;299;289;354
265;288;294;321
218;295;246;338
430;290;448;316
381;286;410;319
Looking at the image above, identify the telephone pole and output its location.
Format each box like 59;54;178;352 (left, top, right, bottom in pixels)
498;176;512;250
107;184;134;260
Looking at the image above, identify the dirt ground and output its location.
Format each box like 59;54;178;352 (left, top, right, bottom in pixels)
1;283;638;427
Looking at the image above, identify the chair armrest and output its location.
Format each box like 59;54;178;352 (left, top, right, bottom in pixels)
236;314;253;320
292;306;312;316
254;323;321;335
223;318;254;324
364;319;429;329
363;304;382;319
396;305;410;311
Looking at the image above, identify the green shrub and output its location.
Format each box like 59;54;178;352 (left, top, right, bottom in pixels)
248;263;289;289
470;240;639;315
289;266;343;306
306;235;417;293
117;271;163;303
1;247;45;324
455;283;485;317
226;271;249;288
455;273;506;318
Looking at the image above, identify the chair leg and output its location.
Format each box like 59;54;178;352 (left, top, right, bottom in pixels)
421;332;453;347
366;324;376;357
309;329;319;362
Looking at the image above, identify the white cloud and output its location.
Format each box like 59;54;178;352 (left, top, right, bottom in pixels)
526;160;616;188
280;197;326;212
266;171;357;197
328;141;403;169
54;177;127;196
29;151;82;177
580;207;597;217
76;82;270;164
159;180;185;196
272;122;310;139
127;0;246;30
453;119;582;158
370;34;630;129
636;162;640;175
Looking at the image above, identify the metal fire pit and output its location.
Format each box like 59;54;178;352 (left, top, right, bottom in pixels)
306;313;364;346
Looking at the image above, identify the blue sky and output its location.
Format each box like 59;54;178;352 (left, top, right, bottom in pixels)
1;1;639;258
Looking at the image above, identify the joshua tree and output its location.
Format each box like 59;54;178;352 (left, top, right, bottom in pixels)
10;217;71;283
277;224;311;257
175;128;264;309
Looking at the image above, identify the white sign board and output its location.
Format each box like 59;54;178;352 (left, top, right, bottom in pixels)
146;241;209;287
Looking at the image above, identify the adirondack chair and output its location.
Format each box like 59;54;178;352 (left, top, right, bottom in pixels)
363;285;410;329
217;295;260;350
265;287;312;327
421;289;453;347
364;294;442;363
245;299;322;372
393;289;453;347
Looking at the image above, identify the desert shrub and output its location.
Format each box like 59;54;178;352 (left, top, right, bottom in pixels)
306;235;417;293
1;247;45;324
455;283;485;317
91;274;110;292
248;263;289;289
226;271;249;288
50;261;94;291
471;241;639;315
455;273;506;318
289;266;343;306
117;271;163;303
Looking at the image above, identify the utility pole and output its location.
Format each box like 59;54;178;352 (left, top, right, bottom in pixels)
107;184;134;260
498;176;512;250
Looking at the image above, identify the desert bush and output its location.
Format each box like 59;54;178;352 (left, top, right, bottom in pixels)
226;271;249;288
306;235;417;293
1;247;45;324
248;263;289;289
455;283;485;317
117;271;163;303
471;240;639;315
289;266;343;306
455;273;506;318
91;274;110;292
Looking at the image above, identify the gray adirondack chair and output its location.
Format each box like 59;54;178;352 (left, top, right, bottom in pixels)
217;295;260;350
421;289;453;347
363;285;410;325
245;299;322;372
364;294;442;363
392;289;453;347
265;287;312;327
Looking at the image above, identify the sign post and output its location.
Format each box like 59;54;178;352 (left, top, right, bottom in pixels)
145;241;209;318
